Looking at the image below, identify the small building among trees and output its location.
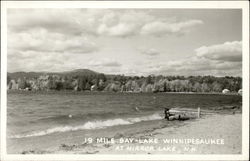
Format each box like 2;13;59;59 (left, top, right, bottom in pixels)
91;84;98;91
222;89;230;94
238;89;242;95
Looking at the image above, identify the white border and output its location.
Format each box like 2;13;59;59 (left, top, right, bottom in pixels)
1;1;249;161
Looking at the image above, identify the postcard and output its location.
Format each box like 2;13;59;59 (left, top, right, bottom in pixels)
1;1;249;160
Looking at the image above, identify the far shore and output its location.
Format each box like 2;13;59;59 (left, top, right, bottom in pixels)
7;90;241;96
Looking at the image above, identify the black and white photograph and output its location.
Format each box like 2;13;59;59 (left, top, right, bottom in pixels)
1;1;249;161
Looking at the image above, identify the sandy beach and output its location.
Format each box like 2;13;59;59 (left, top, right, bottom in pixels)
49;113;241;154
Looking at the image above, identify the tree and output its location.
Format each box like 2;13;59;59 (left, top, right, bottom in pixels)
193;82;201;92
56;82;64;90
7;71;242;93
85;81;91;90
212;81;222;92
201;83;210;92
17;78;27;89
146;75;153;84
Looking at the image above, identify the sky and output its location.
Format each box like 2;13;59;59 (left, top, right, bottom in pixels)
7;9;242;76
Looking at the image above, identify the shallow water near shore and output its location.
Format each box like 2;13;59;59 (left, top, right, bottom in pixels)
7;91;242;154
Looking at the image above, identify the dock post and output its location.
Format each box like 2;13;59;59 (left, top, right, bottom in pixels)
197;107;200;118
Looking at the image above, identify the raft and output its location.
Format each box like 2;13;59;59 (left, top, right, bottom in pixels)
167;107;201;120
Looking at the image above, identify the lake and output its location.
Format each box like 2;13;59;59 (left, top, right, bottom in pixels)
7;91;242;153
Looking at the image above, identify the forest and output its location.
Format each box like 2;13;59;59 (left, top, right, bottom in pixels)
7;69;242;93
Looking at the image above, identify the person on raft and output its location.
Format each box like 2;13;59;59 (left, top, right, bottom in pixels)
164;108;174;120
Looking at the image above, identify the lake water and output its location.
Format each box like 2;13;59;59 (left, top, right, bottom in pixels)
7;91;242;153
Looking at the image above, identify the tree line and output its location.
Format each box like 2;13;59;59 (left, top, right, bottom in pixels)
7;73;242;93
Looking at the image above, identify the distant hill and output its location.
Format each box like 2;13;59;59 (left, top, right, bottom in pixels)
60;69;99;77
7;69;100;80
7;72;44;80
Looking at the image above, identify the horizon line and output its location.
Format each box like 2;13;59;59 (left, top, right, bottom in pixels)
7;68;242;78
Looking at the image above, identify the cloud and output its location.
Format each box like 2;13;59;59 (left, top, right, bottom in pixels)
143;41;242;76
8;9;203;37
8;28;98;54
97;23;137;37
86;58;123;75
140;20;203;36
8;9;87;35
96;12;203;37
140;48;160;56
146;57;241;76
96;10;152;37
8;9;202;73
88;58;122;67
8;9;240;76
121;67;140;76
7;50;69;72
195;41;242;62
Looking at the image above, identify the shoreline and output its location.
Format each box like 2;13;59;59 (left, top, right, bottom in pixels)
7;90;241;96
57;113;242;154
15;113;241;154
